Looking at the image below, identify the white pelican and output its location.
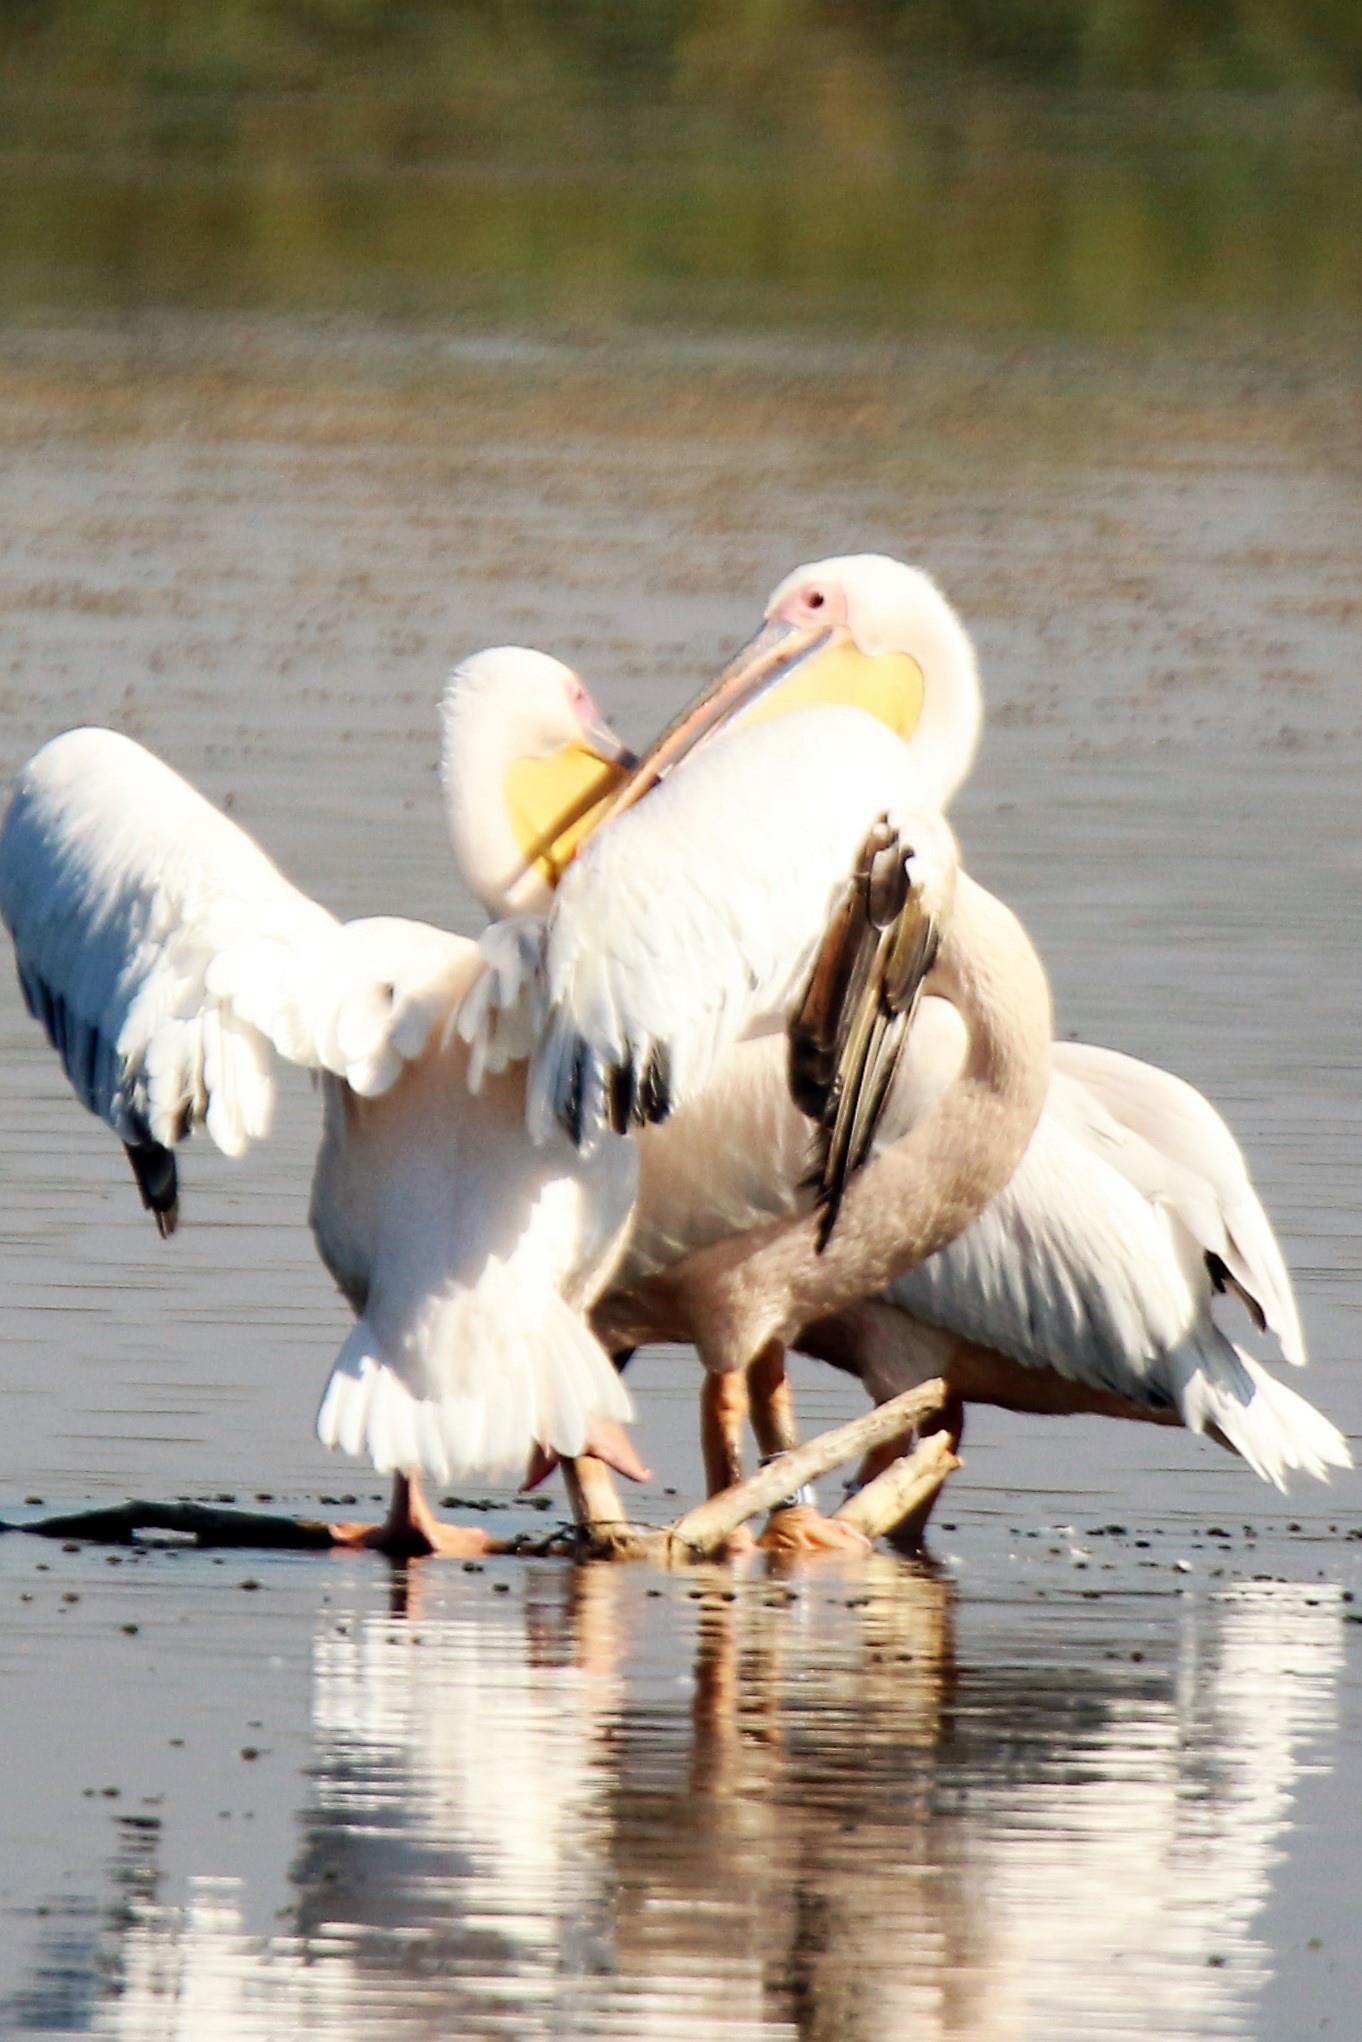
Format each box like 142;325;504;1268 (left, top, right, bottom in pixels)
464;558;982;1194
456;561;1051;1546
481;705;968;1184
0;648;648;1555
591;555;1349;1539
460;554;975;1154
606;1019;1350;1526
801;1026;1352;1523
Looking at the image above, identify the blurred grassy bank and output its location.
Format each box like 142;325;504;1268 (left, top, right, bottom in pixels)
1;2;1360;335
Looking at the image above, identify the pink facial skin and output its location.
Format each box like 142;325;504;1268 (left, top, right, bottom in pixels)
771;580;850;632
566;673;600;730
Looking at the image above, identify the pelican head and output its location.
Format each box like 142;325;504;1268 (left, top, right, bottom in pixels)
595;554;982;830
441;647;635;917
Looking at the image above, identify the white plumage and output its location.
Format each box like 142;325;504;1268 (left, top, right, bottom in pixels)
0;652;641;1505
310;1018;636;1483
1047;1038;1303;1364
588;552;1348;1510
854;1013;1345;1488
465;704;947;1158
0;727;336;1167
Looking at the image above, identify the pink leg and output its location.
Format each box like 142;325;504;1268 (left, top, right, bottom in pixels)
749;1341;871;1558
700;1371;757;1558
328;1472;494;1560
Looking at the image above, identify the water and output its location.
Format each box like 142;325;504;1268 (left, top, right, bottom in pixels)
1;15;1362;2027
0;1556;1351;2042
0;315;1358;2039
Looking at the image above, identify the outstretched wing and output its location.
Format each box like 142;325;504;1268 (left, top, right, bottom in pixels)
0;727;470;1231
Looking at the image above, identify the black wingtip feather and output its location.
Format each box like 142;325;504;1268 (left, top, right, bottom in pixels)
1205;1248;1269;1333
638;1043;672;1125
124;1141;179;1238
607;1059;636;1136
562;1042;588;1149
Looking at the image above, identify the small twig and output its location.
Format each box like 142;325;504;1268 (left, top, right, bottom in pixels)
664;1378;948;1559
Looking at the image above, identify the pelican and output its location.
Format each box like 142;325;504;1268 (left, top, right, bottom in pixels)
0;648;648;1556
454;559;1052;1546
589;825;1054;1498
591;555;1349;1540
801;1026;1353;1526
463;566;982;1189
469;705;963;1184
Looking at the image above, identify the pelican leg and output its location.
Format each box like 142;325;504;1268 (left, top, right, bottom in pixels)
701;1370;750;1493
748;1339;799;1455
748;1341;872;1558
522;1408;652;1492
328;1472;495;1560
522;1384;655;1559
699;1371;757;1557
563;1454;636;1557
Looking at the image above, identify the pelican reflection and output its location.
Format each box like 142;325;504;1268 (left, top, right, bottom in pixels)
3;1566;1344;2042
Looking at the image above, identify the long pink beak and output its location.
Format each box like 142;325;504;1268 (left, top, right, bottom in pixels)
587;616;838;831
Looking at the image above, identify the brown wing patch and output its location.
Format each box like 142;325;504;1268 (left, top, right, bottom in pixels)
788;817;941;1250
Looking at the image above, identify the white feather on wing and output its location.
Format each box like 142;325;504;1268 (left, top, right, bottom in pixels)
461;705;945;1158
0;725;637;1483
1049;1038;1305;1366
875;1037;1346;1485
0;728;473;1159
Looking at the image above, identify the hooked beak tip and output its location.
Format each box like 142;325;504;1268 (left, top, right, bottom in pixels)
581;723;638;771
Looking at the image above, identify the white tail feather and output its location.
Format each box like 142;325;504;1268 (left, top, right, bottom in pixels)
315;1285;633;1482
1173;1335;1352;1490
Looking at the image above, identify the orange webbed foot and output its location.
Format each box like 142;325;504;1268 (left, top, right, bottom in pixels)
328;1473;496;1560
757;1504;873;1559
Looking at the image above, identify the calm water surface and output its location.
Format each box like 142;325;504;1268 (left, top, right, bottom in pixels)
0;320;1358;2036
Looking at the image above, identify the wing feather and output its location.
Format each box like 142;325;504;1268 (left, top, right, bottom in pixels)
873;1057;1345;1482
526;706;938;1155
788;816;947;1245
1050;1040;1305;1365
0;729;472;1226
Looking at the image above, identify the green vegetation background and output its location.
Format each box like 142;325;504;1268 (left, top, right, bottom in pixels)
2;1;1360;331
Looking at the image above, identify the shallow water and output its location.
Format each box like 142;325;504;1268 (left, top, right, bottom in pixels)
0;320;1359;2036
0;1552;1353;2042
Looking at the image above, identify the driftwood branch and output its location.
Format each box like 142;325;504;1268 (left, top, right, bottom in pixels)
5;1377;952;1563
662;1377;948;1559
9;1499;343;1549
832;1433;960;1540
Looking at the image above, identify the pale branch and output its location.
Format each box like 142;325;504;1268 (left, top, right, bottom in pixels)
663;1377;948;1558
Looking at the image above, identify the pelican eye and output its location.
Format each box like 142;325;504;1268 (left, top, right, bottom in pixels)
806;589;826;610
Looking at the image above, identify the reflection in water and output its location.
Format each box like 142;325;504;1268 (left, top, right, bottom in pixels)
5;1566;1342;2042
